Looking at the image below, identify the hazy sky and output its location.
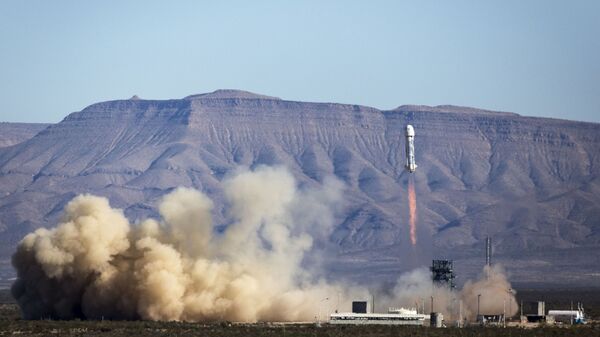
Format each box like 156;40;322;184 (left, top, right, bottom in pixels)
1;1;599;123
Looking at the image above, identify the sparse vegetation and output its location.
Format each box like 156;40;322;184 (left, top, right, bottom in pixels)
0;320;599;337
1;289;599;336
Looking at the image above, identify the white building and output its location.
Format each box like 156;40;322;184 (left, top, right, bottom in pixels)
329;307;428;325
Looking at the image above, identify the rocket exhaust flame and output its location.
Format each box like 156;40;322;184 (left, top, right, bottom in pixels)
408;176;417;246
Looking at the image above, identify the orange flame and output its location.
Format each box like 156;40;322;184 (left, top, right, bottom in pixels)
408;177;417;246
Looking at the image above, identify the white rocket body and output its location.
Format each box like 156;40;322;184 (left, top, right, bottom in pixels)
405;125;417;173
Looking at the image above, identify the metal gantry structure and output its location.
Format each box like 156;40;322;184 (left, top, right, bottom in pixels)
431;259;456;290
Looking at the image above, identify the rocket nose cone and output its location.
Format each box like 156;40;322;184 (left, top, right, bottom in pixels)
406;125;415;136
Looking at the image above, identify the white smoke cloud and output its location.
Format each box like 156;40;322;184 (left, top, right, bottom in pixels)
460;265;518;319
12;166;352;321
379;265;518;321
11;165;517;322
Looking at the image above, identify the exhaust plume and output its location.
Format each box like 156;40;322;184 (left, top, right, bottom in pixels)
408;176;417;246
460;265;518;319
11;166;354;321
379;264;518;320
11;165;518;322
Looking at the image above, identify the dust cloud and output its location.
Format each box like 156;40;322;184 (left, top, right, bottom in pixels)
383;265;518;320
12;165;517;322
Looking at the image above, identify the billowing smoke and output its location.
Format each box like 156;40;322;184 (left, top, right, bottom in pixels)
11;166;363;321
382;265;518;321
12;165;517;322
460;265;518;319
407;176;417;246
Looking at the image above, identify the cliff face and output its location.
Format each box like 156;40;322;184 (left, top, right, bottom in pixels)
1;90;599;286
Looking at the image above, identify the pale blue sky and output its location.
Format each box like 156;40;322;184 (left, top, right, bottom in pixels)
1;1;599;123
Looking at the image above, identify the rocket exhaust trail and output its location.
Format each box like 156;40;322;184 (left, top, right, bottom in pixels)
408;175;417;246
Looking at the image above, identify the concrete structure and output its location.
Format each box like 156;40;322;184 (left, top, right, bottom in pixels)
330;307;427;326
537;301;545;316
548;303;586;324
352;301;368;314
430;312;443;328
477;314;505;326
525;301;546;323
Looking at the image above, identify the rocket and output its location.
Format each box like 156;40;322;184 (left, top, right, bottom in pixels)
405;125;417;173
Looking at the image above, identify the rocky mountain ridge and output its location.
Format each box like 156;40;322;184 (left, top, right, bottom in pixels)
0;90;599;287
0;123;50;148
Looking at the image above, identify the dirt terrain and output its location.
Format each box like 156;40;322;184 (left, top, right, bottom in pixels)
1;289;599;336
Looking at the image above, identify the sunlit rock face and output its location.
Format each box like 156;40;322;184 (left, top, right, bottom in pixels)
0;123;49;148
1;90;599;286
